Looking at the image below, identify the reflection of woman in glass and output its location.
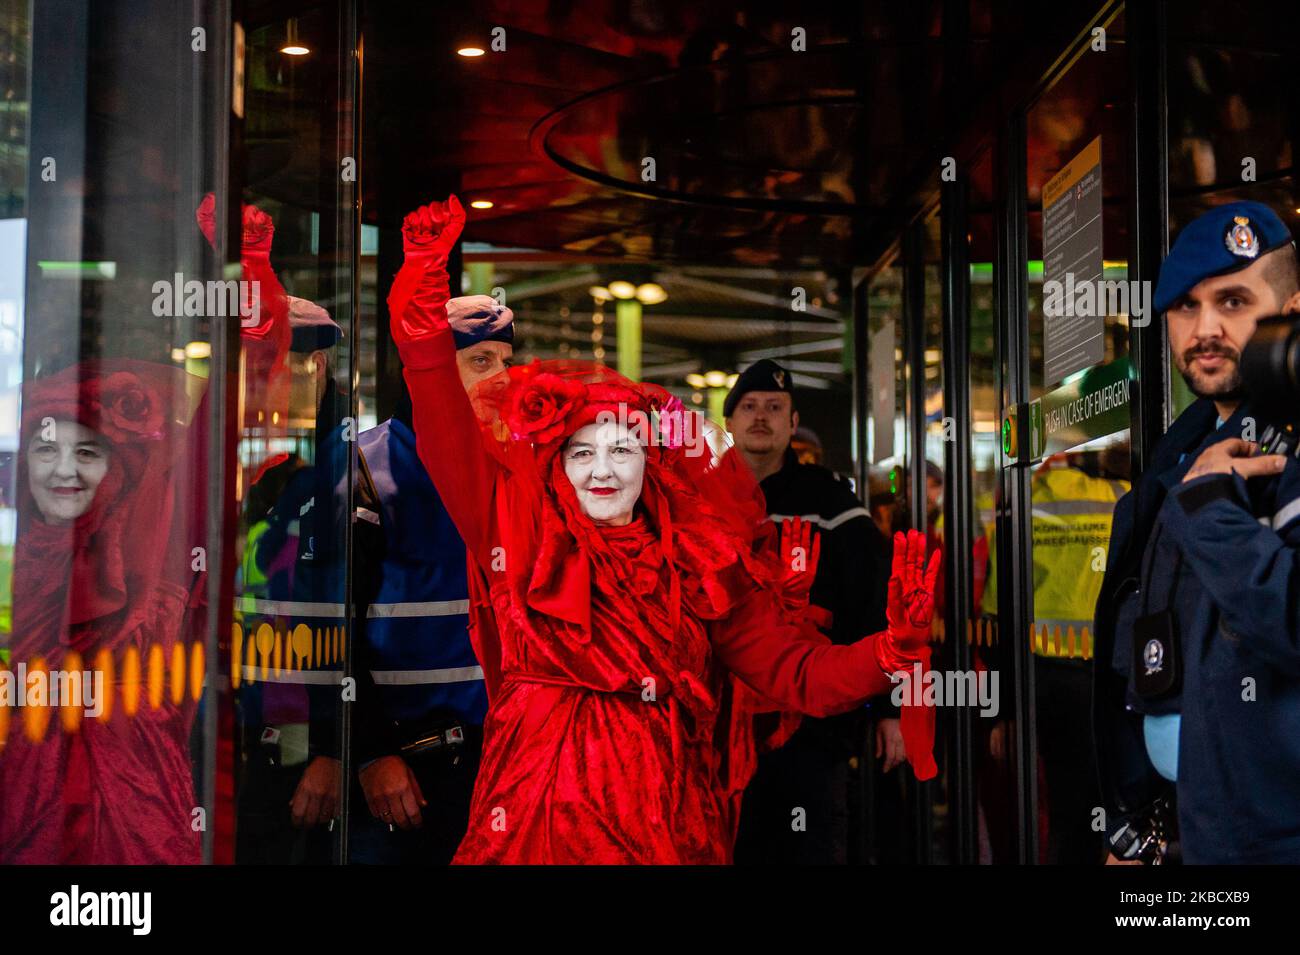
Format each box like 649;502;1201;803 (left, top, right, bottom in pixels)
389;197;940;864
0;360;206;863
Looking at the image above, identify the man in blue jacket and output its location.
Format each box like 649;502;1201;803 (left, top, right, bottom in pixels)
349;295;513;864
1094;201;1300;864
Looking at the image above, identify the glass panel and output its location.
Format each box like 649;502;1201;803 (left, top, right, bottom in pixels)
228;1;356;865
965;148;1020;863
864;258;910;862
1167;3;1299;417
0;0;228;863
918;207;950;863
1021;7;1131;864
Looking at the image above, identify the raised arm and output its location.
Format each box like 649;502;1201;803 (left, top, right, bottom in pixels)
386;196;498;561
712;530;940;777
196;194;292;441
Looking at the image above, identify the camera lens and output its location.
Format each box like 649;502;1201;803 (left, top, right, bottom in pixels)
1241;315;1300;413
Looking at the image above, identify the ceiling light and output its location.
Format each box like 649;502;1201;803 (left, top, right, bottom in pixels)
469;199;494;209
607;280;637;299
704;370;728;389
589;286;611;303
457;47;486;57
184;341;212;360
281;18;309;55
686;373;707;389
634;282;667;305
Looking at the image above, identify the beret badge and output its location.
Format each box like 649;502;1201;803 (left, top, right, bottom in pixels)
1225;215;1260;259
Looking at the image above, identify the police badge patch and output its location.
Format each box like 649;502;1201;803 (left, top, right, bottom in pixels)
1225;215;1260;258
1134;609;1181;699
1143;638;1164;676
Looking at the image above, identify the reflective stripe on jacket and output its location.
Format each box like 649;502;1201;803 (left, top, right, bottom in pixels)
357;419;487;725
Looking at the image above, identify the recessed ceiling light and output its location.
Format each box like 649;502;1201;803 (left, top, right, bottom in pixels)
281;18;309;55
457;47;485;57
469;199;494;209
634;282;667;305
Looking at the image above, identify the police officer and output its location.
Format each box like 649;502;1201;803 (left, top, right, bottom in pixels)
1094;201;1300;864
725;359;894;864
349;294;514;864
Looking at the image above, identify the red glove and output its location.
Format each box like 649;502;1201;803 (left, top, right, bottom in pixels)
196;193;218;249
240;204;274;257
195;193;275;258
875;529;940;673
389;195;466;349
773;516;831;630
875;529;941;781
401;196;464;261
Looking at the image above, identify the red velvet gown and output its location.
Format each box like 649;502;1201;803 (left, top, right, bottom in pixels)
0;361;207;864
395;330;901;865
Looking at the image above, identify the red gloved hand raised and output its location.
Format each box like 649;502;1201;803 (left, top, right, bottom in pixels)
196;193;218;249
388;195;467;352
241;204;274;257
875;528;941;781
194;193;274;257
875;529;940;675
774;516;829;627
401;195;465;261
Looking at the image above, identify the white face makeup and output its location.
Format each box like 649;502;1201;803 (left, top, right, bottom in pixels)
26;418;110;525
563;419;646;526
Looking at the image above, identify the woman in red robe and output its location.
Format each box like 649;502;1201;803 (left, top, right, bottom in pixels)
0;360;207;863
388;197;939;864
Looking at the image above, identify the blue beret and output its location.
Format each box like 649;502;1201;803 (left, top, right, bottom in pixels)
447;295;515;350
1154;201;1295;313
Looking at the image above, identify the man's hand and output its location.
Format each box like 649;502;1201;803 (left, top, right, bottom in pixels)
289;755;340;828
359;755;427;830
401;195;466;261
1182;438;1284;483
875;718;906;773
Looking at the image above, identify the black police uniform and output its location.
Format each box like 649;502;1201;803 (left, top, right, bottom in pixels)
732;448;890;864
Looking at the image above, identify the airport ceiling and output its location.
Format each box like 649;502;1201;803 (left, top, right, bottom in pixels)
247;0;1116;270
365;0;1012;271
245;0;1115;385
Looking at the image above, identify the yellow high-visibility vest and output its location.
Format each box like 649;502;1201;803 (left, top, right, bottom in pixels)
981;466;1128;659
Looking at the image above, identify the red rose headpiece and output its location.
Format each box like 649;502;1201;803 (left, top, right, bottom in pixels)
20;360;170;448
496;360;695;467
12;359;199;650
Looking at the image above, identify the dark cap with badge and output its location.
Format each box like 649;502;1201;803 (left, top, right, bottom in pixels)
723;358;795;418
1153;200;1296;313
